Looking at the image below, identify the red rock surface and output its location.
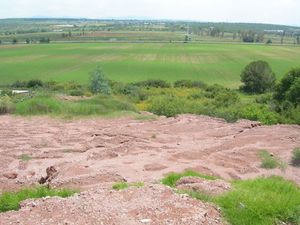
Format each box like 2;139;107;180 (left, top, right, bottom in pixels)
0;114;299;224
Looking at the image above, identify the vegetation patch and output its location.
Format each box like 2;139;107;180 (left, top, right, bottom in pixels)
112;182;144;191
291;147;300;167
15;94;136;117
161;171;300;225
259;150;286;170
0;186;77;213
215;176;300;225
18;154;32;162
0;96;15;114
161;170;217;188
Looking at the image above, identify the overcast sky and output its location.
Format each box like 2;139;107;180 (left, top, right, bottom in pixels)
1;0;300;26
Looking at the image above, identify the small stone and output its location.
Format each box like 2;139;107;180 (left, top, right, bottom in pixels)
140;219;151;223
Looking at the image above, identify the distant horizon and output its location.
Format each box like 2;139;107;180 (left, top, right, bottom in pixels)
1;0;300;27
1;17;299;28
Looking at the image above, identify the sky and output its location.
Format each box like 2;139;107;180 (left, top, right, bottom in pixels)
1;0;300;26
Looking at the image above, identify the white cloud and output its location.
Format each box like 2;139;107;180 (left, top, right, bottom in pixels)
0;0;299;26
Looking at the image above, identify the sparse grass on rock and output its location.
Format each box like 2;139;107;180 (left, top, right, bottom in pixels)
18;154;32;162
161;171;300;225
112;182;144;191
259;150;286;170
0;186;77;213
161;170;217;188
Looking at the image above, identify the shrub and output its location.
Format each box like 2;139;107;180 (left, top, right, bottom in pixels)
239;104;281;125
174;80;193;88
89;67;111;95
0;186;76;212
0;96;15;114
134;79;171;88
27;79;43;88
174;80;207;89
291;148;300;167
240;61;276;94
69;89;84;96
64;81;82;91
148;96;185;117
44;81;64;91
0;89;13;97
11;80;27;88
114;83;147;101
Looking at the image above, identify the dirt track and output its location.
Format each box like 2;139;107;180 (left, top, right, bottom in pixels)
0;114;299;224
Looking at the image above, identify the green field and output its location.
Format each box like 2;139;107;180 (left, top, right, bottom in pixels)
1;43;300;88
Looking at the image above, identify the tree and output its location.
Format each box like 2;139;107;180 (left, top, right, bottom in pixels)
25;39;30;44
240;61;276;94
274;68;300;106
0;40;2;45
89;67;111;95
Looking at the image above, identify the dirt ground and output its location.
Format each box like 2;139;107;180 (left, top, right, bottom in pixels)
0;114;299;224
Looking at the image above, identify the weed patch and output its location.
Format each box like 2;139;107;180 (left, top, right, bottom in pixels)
18;154;32;162
215;176;300;225
112;182;144;191
161;170;217;188
0;186;77;213
291;148;300;167
259;150;286;170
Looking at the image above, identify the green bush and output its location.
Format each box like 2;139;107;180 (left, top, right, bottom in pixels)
11;80;27;88
0;186;76;212
64;81;82;91
174;80;207;89
44;81;64;91
148;96;185;117
239;104;281;125
69;89;84;96
291;148;300;167
0;96;15;114
134;79;171;88
27;79;44;88
114;83;147;101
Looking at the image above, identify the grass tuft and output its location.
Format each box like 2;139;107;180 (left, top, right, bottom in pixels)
0;186;77;212
161;170;217;188
112;182;144;191
291;147;300;167
215;176;300;225
18;154;32;162
259;150;286;170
